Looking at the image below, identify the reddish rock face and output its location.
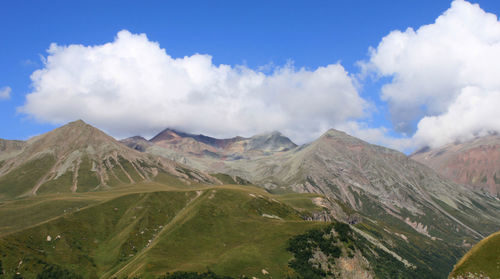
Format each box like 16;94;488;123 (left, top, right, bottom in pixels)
411;134;500;197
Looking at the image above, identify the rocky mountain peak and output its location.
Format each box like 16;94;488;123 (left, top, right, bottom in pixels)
247;131;297;152
150;128;184;142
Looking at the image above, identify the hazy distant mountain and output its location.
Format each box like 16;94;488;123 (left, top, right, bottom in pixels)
140;128;297;155
0;120;217;199
411;134;500;197
121;128;298;170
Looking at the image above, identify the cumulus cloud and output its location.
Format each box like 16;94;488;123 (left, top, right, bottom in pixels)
362;0;500;148
337;121;413;152
20;30;366;143
414;87;500;148
0;86;11;99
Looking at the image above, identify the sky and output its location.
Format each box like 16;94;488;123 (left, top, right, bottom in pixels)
2;0;500;153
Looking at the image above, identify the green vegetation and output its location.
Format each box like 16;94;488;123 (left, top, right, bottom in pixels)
153;170;189;187
118;156;143;183
0;154;55;199
0;184;323;279
160;271;239;279
77;157;99;192
286;219;463;279
36;264;83;279
449;230;500;279
210;174;251;185
37;171;73;194
287;224;340;279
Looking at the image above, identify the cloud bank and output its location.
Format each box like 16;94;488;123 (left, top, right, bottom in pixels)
20;0;500;150
20;30;366;143
0;86;11;100
363;0;500;148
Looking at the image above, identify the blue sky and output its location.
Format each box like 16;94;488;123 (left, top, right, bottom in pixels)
2;0;500;152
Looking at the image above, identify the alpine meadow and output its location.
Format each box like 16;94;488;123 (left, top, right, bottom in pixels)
0;1;499;278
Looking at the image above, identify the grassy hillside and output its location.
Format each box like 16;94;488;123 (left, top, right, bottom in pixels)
0;180;476;279
449;230;500;279
0;183;325;279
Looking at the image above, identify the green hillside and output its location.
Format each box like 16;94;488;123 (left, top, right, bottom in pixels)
0;179;471;279
0;182;326;279
449;230;500;279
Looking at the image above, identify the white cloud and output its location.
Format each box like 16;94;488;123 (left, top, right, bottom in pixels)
414;87;500;148
20;30;366;143
337;121;413;152
362;0;500;148
0;86;11;99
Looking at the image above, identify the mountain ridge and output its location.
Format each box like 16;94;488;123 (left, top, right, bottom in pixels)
0;121;499;278
0;120;218;199
123;125;500;244
411;133;500;197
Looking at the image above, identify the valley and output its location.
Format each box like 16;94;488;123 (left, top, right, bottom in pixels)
0;121;498;278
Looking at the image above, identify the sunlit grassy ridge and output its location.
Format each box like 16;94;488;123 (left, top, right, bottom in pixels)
449;230;500;278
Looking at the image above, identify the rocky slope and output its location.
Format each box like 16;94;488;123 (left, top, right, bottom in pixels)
124;128;296;156
411;134;500;197
0;120;217;199
128;128;500;246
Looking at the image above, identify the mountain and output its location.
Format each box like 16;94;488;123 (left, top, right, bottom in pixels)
0;122;499;278
0;139;25;162
449;230;500;279
131;128;500;242
0;181;472;279
124;128;297;157
119;136;152;152
411;134;500;197
241;129;499;242
0;120;217;200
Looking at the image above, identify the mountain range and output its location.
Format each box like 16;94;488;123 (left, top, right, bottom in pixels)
411;133;500;197
0;120;498;278
123;127;499;242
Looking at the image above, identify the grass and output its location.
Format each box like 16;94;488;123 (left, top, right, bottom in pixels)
0;154;55;199
210;173;251;185
77;156;100;192
118;156;143;182
449;230;500;278
38;171;74;194
0;183;324;279
0;175;489;279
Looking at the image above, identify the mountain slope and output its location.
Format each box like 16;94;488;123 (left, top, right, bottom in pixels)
0;123;497;278
411;134;500;197
0;184;324;278
132;128;500;245
449;230;500;279
259;130;498;242
0;183;468;279
0;120;217;200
